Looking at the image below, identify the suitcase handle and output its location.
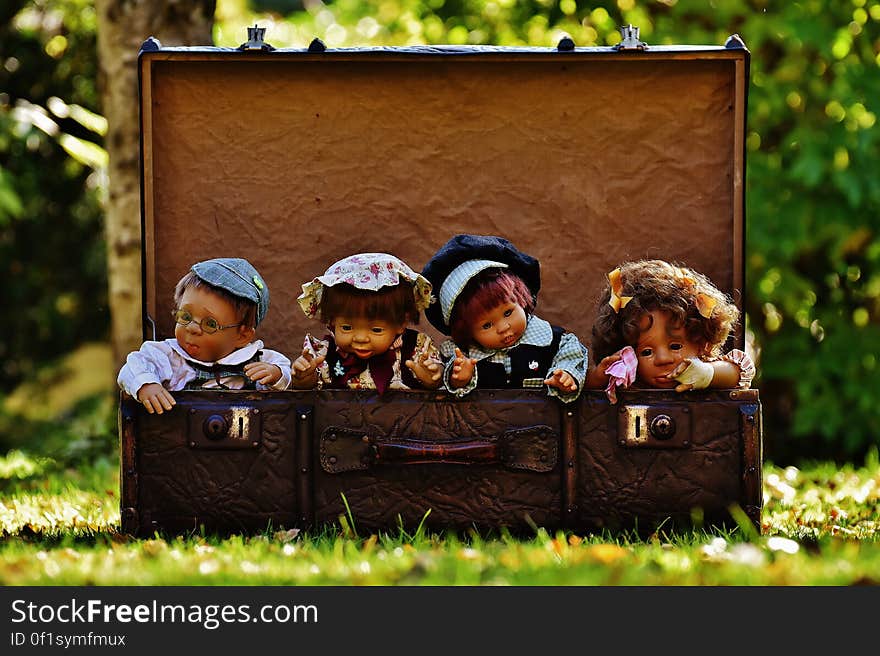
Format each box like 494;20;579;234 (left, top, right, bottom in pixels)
320;425;558;473
373;439;498;465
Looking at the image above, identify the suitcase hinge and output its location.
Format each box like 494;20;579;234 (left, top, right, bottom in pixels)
556;36;575;52
238;25;276;52
614;24;647;51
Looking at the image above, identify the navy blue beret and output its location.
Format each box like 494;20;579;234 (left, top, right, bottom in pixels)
421;234;540;335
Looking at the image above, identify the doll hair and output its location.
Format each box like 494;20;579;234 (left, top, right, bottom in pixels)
319;282;419;327
449;268;536;348
591;259;739;362
174;272;257;329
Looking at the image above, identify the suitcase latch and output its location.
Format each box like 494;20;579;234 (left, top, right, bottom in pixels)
186;403;262;450
238;24;276;52
617;404;691;449
614;24;648;51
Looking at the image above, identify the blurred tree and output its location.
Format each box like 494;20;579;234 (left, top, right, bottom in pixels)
95;0;216;370
0;0;107;392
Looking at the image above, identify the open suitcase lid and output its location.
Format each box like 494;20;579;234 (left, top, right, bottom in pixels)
137;30;749;358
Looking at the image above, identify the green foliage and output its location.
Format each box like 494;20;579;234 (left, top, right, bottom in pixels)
0;0;108;391
3;1;878;461
1;457;878;584
218;0;880;461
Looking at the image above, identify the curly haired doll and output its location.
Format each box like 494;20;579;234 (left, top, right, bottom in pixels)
587;259;755;401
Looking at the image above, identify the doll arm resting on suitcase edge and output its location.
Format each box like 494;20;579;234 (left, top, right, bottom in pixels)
669;348;755;392
543;332;589;403
247;348;292;390
117;341;178;414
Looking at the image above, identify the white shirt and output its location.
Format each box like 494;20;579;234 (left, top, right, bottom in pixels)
117;338;291;397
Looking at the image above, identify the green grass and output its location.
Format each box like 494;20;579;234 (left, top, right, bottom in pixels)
1;450;878;585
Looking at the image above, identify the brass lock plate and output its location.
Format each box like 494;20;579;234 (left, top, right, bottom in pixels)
186;402;263;450
616;404;692;449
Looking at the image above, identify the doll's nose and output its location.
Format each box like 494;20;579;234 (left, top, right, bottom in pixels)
352;331;370;343
654;348;674;364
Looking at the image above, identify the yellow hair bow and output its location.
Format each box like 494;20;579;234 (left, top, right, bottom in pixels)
675;267;715;318
607;268;633;313
695;293;717;319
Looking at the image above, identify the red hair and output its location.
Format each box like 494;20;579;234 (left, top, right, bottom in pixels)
450;269;535;347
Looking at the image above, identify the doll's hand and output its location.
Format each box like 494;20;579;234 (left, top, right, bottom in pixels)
585;353;622;388
449;347;477;388
669;357;714;392
544;368;578;393
137;383;176;414
405;350;443;389
244;362;282;386
290;347;326;389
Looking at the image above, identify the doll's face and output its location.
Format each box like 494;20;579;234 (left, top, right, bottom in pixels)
633;310;706;388
174;286;253;363
331;315;406;360
468;301;528;351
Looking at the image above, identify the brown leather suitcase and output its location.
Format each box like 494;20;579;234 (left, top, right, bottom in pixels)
121;28;761;537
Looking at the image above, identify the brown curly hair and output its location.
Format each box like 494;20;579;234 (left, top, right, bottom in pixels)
590;260;739;362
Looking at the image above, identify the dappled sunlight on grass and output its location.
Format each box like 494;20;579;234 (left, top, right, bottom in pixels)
0;451;878;585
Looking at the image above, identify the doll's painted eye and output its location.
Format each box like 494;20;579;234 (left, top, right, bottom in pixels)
371;327;385;334
503;308;513;317
174;309;194;326
481;322;492;331
339;324;352;332
639;348;653;358
670;343;683;351
201;317;220;332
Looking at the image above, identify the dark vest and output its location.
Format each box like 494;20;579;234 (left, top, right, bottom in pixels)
324;328;421;389
184;351;263;390
475;325;566;388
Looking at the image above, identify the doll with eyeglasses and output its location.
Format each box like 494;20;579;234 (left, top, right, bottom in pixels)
587;259;755;402
117;257;292;414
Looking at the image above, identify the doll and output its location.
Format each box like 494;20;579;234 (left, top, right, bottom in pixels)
587;259;755;401
291;253;443;393
421;234;588;402
117;257;292;414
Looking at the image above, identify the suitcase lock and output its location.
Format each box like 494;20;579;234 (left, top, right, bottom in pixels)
617;405;691;449
186;404;262;450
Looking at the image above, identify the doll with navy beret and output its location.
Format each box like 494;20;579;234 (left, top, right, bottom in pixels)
117;257;292;414
421;234;589;402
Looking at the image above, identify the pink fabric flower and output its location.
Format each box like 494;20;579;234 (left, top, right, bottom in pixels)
605;346;637;404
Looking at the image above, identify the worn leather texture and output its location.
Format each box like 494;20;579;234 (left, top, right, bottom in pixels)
122;389;761;536
127;392;300;534
310;390;563;532
576;390;758;533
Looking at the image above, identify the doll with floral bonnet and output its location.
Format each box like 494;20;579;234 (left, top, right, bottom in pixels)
290;253;443;392
587;259;755;402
